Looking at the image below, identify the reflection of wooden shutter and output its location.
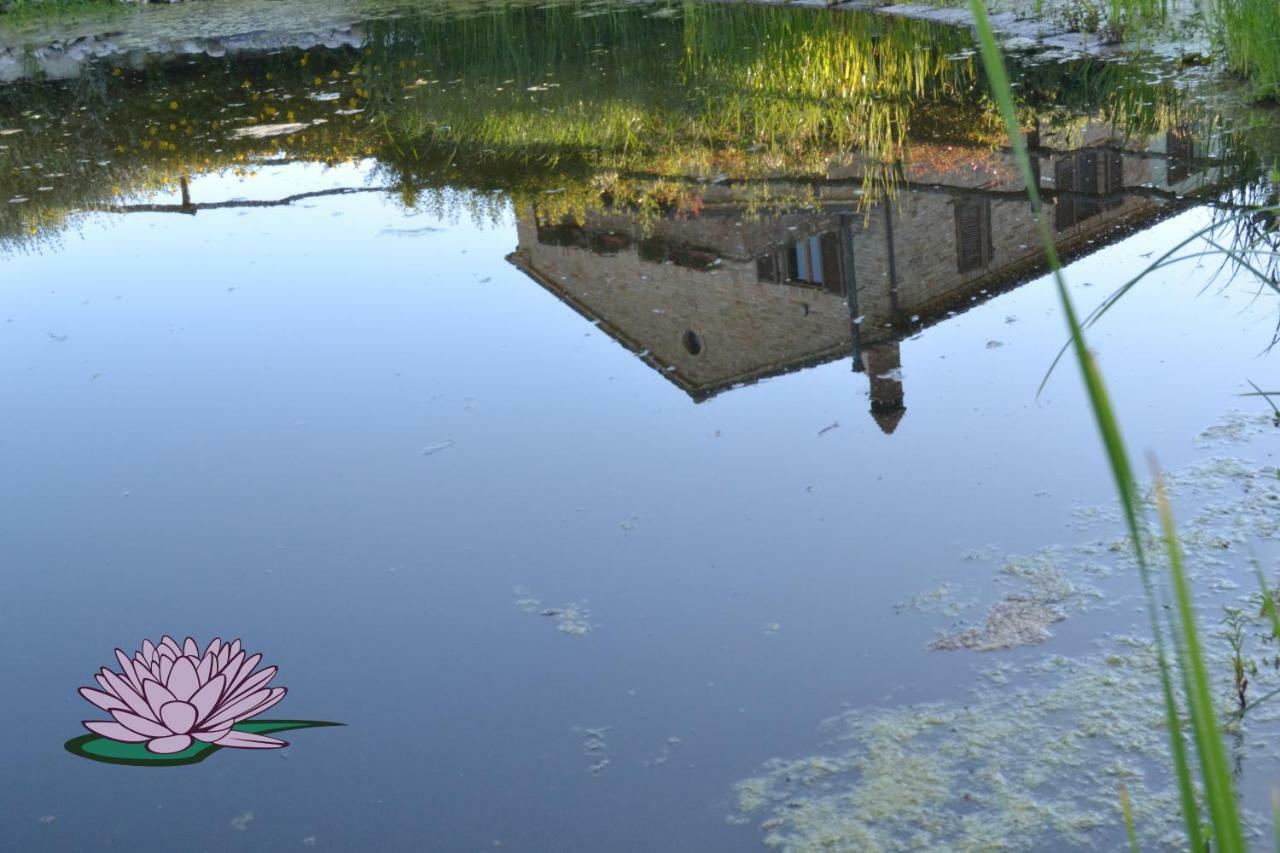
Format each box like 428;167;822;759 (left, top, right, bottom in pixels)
756;254;778;283
1076;151;1100;220
955;197;992;273
820;233;843;294
1103;151;1124;210
1167;130;1192;184
1054;158;1076;229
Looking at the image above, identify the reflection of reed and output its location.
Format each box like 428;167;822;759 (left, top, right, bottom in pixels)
0;0;1262;251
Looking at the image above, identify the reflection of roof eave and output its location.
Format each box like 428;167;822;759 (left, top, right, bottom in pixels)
863;195;1201;345
506;250;852;402
506;250;703;400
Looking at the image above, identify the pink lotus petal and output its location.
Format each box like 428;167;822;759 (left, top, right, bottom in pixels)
143;679;177;719
79;686;128;713
213;730;288;749
159;701;197;734
100;669;158;721
190;674;226;724
196;653;212;686
146;734;193;754
218;651;246;694
159;655;173;684
203;687;280;729
160;636;182;657
109;709;172;739
224;653;262;697
141;639;156;662
95;671;119;699
222;687;287;726
206;638;222;658
215;645;230;673
182;637;199;657
115;649;144;695
229;639;242;657
166;656;200;701
84;720;148;743
225;666;277;704
193;726;232;743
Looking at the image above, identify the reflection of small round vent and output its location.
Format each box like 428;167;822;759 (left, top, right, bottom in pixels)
683;330;704;356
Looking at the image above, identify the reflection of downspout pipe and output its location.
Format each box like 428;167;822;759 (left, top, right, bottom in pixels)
883;198;899;316
839;214;862;373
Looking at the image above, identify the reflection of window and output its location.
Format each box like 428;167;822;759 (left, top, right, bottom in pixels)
1055;149;1124;230
756;230;846;294
954;196;993;273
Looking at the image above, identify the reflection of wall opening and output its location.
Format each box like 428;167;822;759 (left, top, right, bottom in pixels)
954;196;994;273
1054;149;1124;230
683;330;703;356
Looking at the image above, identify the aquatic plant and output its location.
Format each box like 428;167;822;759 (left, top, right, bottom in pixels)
79;636;288;753
1213;0;1280;100
970;0;1248;847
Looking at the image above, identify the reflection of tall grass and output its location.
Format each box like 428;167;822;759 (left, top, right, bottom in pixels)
971;0;1257;848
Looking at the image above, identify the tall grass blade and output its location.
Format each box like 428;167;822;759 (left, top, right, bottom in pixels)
1119;784;1140;853
1152;461;1245;851
966;1;1221;847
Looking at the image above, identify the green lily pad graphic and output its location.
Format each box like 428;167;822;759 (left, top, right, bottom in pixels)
65;720;343;766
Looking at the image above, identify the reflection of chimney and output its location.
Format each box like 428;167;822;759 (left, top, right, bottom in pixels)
863;342;905;435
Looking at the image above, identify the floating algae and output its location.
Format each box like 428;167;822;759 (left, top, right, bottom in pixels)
730;637;1271;851
733;412;1280;848
927;554;1077;651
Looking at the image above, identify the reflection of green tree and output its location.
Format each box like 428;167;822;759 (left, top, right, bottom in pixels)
0;0;1245;250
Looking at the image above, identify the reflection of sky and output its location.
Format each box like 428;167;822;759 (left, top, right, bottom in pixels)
1;162;1277;850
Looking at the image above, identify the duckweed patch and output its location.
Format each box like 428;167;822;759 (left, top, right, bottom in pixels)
731;639;1237;850
736;412;1280;847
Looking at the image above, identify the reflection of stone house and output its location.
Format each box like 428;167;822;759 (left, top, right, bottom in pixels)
507;127;1216;433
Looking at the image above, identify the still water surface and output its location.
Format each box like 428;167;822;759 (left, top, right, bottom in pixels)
2;0;1279;849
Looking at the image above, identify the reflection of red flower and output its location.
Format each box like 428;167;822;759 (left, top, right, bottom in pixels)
80;636;288;754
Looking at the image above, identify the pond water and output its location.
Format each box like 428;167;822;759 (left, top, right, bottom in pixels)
2;0;1279;850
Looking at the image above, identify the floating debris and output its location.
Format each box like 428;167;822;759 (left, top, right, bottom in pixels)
421;439;455;456
645;736;683;767
817;422;840;437
513;586;594;636
379;226;444;237
576;726;612;775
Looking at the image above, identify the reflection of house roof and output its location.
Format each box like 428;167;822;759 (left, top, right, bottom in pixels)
506;249;853;402
508;130;1221;405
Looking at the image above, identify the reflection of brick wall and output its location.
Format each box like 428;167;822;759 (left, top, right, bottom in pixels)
513;213;851;396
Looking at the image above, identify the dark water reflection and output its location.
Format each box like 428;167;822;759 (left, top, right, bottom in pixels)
1;1;1278;850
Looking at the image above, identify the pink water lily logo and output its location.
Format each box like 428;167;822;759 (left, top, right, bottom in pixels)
68;636;339;766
